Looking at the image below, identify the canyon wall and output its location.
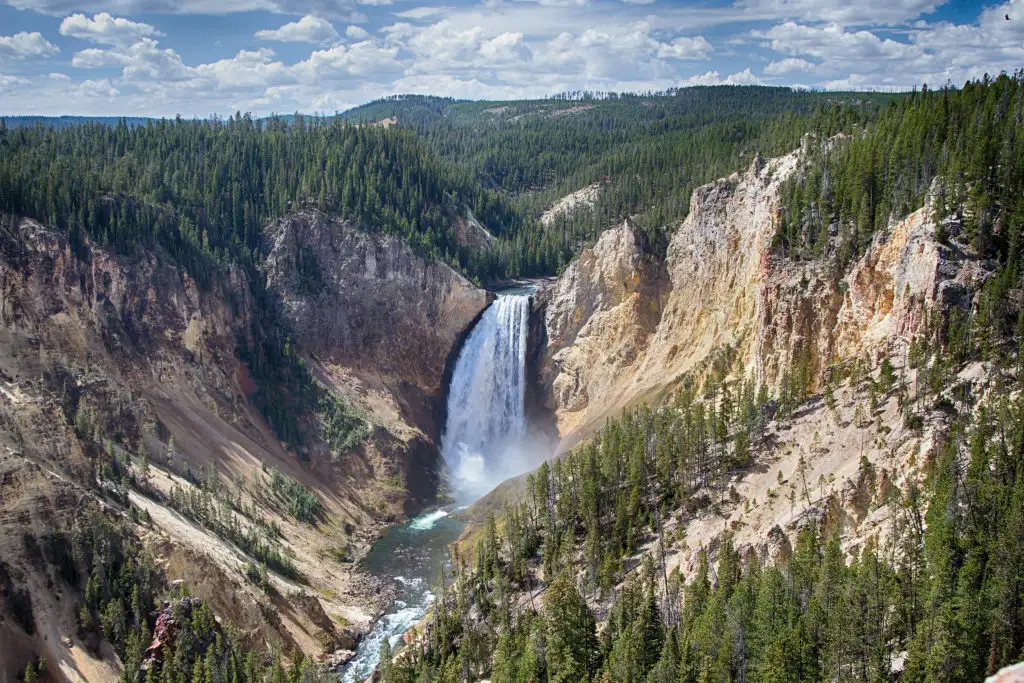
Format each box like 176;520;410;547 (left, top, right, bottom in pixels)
0;213;489;681
263;212;490;399
539;148;984;447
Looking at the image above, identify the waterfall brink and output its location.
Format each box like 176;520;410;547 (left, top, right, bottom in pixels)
442;294;530;500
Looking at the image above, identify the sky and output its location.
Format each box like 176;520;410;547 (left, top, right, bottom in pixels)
0;0;1020;116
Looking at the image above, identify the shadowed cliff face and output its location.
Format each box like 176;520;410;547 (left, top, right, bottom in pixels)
262;212;491;444
538;148;985;449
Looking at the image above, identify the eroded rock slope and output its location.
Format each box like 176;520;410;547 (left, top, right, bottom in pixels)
539;148;983;447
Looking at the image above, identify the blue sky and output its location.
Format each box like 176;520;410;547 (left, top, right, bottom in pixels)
0;0;1019;116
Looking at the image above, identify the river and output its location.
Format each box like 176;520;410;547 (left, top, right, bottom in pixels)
339;507;465;682
340;289;536;681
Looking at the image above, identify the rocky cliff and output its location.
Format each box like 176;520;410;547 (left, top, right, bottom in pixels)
263;212;490;400
539;147;984;447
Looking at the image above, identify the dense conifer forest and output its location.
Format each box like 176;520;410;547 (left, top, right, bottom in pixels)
344;87;896;273
0;87;894;283
385;340;1024;682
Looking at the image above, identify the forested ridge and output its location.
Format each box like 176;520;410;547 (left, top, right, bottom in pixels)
0;115;522;283
776;72;1024;270
344;87;897;274
0;87;895;283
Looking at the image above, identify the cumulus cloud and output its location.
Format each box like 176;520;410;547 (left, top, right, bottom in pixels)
0;74;31;87
0;0;1014;115
533;21;712;83
73;37;191;80
295;39;402;79
657;35;713;59
0;32;60;59
387;20;530;73
256;15;339;44
80;77;120;97
755;22;921;62
764;56;817;75
753;0;1024;89
190;48;285;89
60;12;162;46
393;6;450;20
679;68;763;86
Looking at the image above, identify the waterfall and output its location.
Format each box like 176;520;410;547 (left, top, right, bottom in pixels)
442;294;530;500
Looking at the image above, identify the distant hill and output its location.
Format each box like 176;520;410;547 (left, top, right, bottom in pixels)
0;115;153;129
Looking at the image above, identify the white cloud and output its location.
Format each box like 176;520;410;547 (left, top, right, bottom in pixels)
518;0;588;6
7;0;367;21
393;6;450;19
756;22;921;62
80;77;119;97
679;68;763;86
736;0;947;26
0;0;1013;115
764;56;817;75
256;15;339;44
60;12;162;46
391;72;554;99
656;35;713;60
534;21;712;82
295;39;402;79
722;67;761;84
192;48;295;90
391;20;531;74
0;74;31;88
753;0;1024;89
73;38;191;81
0;32;60;59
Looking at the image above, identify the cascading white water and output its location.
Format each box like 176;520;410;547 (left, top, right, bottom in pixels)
442;294;530;500
340;294;534;681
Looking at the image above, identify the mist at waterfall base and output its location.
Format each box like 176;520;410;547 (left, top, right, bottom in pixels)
339;293;549;681
442;294;549;502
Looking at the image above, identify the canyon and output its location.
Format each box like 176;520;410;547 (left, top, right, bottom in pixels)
0;140;998;682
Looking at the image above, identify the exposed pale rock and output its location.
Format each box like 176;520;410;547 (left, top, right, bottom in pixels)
764;524;792;565
988;662;1024;682
539;183;603;227
539;153;797;442
539;147;985;447
539;218;665;436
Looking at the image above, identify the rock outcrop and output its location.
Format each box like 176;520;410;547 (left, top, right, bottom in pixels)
264;211;489;395
539;148;984;446
539;219;666;435
262;212;490;444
